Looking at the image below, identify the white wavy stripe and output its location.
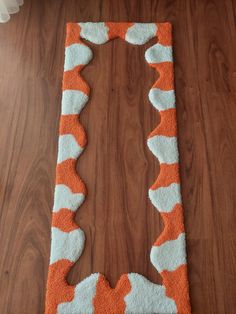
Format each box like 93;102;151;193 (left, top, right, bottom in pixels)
149;183;181;212
125;23;157;45
57;134;83;164
50;227;85;264
64;43;93;71
58;273;99;314
53;184;85;212
149;88;175;111
147;135;179;164
125;274;177;313
145;43;173;63
61;90;88;115
79;22;109;44
150;233;186;272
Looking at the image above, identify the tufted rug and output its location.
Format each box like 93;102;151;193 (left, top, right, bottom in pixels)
45;22;191;314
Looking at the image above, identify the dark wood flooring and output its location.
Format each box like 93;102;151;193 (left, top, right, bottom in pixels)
0;0;236;313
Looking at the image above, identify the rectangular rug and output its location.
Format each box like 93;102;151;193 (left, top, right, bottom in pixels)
45;22;191;314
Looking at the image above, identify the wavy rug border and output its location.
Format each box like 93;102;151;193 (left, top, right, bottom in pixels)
45;22;191;314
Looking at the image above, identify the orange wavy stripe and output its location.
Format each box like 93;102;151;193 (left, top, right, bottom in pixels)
45;259;75;314
154;204;184;246
52;208;78;232
148;108;177;138
56;159;86;194
161;265;191;314
93;274;131;313
150;62;174;91
106;22;134;40
60;114;87;148
157;22;172;46
65;23;82;47
150;163;180;190
63;65;90;95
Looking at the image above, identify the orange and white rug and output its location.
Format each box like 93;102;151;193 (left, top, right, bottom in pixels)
45;22;191;314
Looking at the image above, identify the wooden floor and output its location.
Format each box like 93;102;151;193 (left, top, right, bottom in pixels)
0;0;236;313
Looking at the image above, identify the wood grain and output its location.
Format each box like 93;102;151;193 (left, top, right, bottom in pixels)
0;0;236;313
